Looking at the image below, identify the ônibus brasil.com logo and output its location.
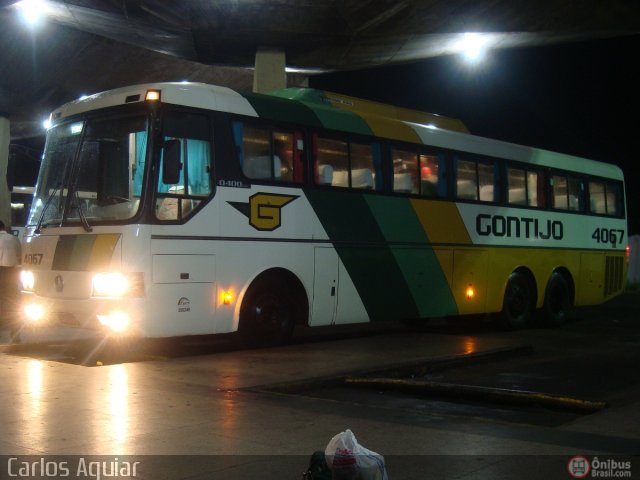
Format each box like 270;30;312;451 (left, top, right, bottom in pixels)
568;456;591;478
568;456;632;478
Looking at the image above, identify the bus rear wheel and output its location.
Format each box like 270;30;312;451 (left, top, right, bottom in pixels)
238;274;294;347
500;272;534;329
541;272;572;327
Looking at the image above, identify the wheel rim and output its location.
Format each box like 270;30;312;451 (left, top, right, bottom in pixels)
252;293;289;334
548;284;565;314
507;280;529;318
546;276;569;321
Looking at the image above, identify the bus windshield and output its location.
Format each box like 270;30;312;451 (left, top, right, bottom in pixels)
28;114;148;227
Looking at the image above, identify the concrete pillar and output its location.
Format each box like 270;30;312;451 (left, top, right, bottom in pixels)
253;47;286;93
0;117;10;227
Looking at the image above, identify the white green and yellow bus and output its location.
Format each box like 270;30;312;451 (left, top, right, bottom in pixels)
18;82;627;343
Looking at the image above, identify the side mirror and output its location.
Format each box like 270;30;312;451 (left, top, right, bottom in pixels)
162;139;182;184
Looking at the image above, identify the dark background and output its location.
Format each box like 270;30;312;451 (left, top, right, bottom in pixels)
10;35;638;235
310;35;640;236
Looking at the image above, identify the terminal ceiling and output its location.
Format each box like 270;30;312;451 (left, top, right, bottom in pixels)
1;0;639;138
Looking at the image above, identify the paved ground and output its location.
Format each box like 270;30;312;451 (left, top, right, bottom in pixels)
0;293;638;479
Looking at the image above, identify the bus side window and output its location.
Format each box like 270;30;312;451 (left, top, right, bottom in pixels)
156;112;212;221
605;182;622;216
589;181;606;214
132;131;148;199
420;154;443;197
589;180;622;217
567;176;584;211
478;161;496;202
456;159;478;200
455;157;496;202
240;125;272;179
392;149;418;194
508;168;527;205
350;142;376;190
316;137;348;187
528;170;546;207
273;131;295;182
234;122;301;183
551;175;568;210
509;168;543;208
314;136;381;191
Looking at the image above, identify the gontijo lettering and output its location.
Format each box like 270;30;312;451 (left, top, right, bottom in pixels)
476;213;563;240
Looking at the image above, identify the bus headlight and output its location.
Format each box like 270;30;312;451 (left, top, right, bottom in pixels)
24;302;45;322
92;272;129;297
97;311;130;333
92;272;144;297
20;270;35;291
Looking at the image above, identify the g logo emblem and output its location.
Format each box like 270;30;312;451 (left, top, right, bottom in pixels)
249;193;297;231
228;193;298;231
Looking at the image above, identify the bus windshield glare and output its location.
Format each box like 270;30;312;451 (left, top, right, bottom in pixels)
28;114;148;228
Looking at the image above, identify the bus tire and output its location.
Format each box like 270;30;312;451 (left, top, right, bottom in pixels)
238;273;294;347
501;271;534;329
541;272;572;327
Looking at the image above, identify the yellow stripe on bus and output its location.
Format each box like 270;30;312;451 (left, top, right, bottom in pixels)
411;199;472;245
411;199;472;310
87;234;120;270
361;114;422;143
320;91;469;133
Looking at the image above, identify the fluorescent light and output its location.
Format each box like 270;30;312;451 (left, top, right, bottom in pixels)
455;33;491;64
17;0;46;26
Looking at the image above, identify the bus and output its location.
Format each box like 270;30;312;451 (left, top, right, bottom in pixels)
18;82;627;344
8;144;40;239
10;186;36;239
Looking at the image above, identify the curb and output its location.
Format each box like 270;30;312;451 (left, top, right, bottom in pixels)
253;344;533;394
344;377;606;413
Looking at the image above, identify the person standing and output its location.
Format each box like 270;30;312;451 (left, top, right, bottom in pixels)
0;220;21;330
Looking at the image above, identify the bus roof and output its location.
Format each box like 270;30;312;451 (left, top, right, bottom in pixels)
268;87;470;133
49;82;623;181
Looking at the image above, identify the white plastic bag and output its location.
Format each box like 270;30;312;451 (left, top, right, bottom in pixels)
325;429;388;480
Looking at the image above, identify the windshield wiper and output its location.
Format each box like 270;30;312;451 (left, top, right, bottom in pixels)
70;188;93;232
34;183;62;234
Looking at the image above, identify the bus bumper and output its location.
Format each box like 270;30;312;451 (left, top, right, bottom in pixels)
19;292;145;337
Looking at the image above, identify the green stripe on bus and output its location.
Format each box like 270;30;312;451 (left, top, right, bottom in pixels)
304;189;419;321
53;235;95;271
52;235;77;271
52;234;119;272
69;235;98;271
243;93;323;127
365;195;458;317
268;88;375;135
297;101;373;136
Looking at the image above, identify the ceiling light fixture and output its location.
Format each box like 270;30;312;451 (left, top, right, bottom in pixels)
17;0;46;26
455;33;491;64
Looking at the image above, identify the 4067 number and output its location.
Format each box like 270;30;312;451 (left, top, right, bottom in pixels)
23;253;44;265
592;228;625;247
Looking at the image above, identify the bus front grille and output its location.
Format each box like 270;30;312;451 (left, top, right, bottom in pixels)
57;312;81;327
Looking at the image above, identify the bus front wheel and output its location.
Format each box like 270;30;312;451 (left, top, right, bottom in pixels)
501;272;534;329
238;274;294;347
